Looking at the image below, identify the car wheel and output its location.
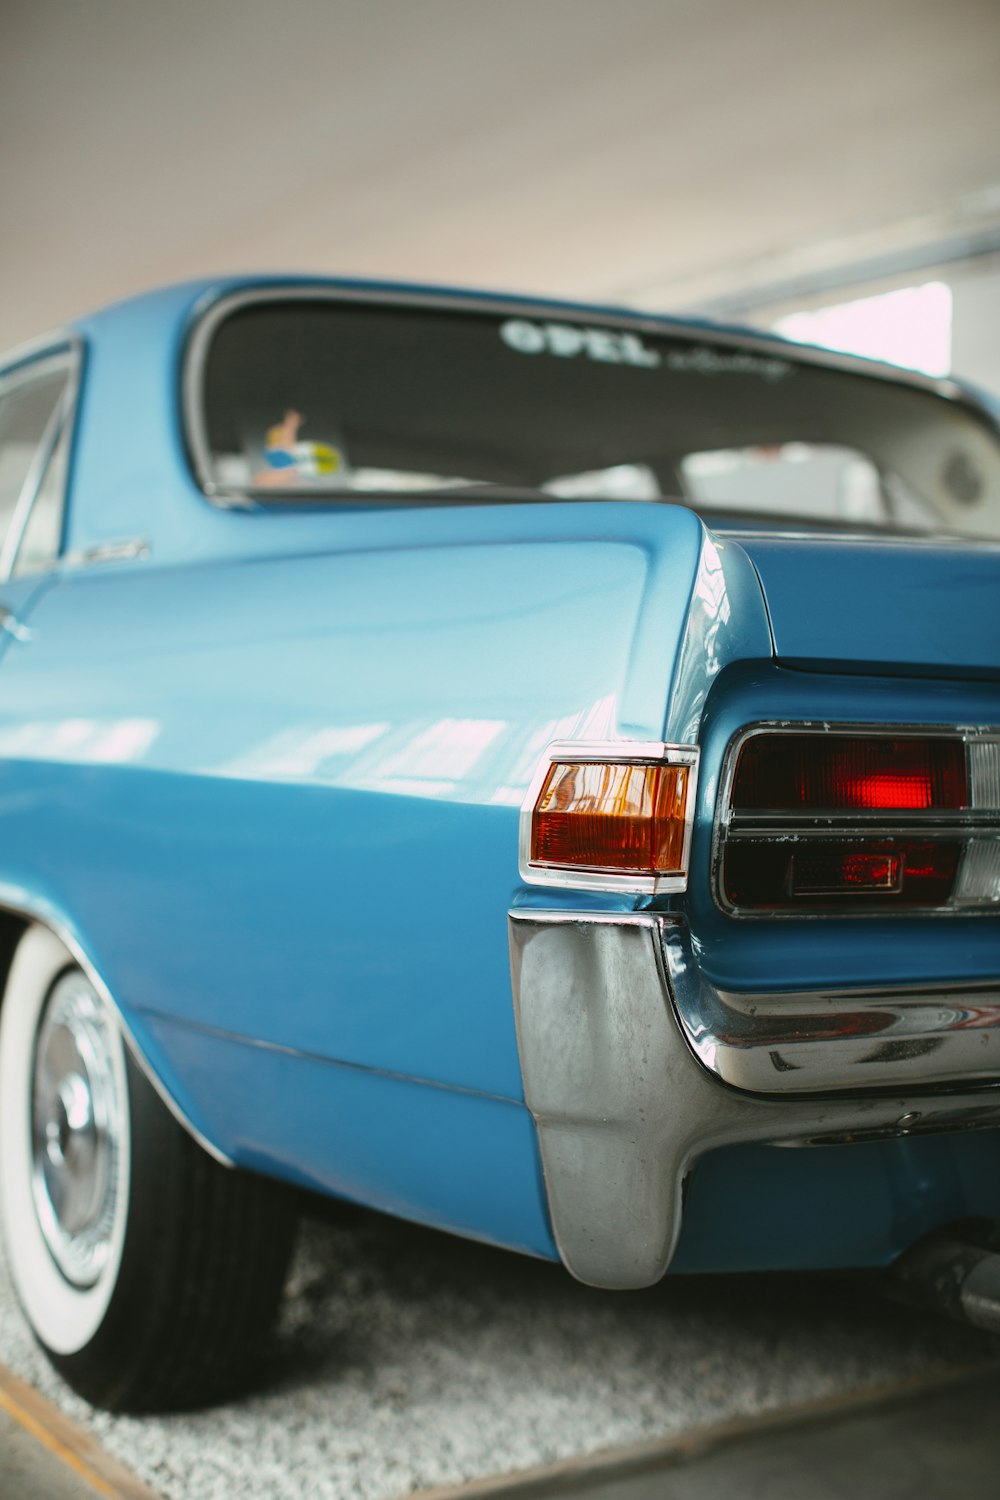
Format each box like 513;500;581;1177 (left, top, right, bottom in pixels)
0;924;297;1412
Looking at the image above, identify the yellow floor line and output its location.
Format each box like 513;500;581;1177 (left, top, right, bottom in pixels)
0;1385;117;1497
0;1365;162;1500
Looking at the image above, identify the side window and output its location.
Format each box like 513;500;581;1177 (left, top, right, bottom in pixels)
0;357;73;577
12;416;71;577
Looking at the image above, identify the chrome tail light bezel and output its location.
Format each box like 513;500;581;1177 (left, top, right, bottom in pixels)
519;739;700;896
713;722;1000;918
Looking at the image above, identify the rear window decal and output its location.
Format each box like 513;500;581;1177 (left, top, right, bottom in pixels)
500;319;661;368
666;348;792;382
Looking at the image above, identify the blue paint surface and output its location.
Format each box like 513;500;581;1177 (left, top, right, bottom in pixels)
741;533;1000;677
0;274;998;1274
141;1013;557;1259
674;1129;1000;1273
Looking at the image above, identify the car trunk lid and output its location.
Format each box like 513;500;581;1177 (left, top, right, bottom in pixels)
734;531;1000;678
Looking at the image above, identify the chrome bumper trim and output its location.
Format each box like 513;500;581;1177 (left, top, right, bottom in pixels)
664;928;1000;1095
508;909;1000;1291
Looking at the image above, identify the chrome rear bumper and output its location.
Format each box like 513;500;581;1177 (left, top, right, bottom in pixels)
508;909;1000;1290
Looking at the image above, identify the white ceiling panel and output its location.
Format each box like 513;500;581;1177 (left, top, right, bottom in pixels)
2;0;999;347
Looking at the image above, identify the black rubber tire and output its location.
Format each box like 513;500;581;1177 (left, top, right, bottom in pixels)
55;1049;298;1412
0;927;298;1413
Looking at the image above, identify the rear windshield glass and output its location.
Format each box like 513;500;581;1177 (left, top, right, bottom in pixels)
194;299;1000;539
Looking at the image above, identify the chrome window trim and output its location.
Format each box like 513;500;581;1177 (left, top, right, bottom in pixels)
0;327;78;382
180;282;995;510
720;527;1000;552
713;720;1000;918
1;366;70;579
518;738;699;896
0;339;83;585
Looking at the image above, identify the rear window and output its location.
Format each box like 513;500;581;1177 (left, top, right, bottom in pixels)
190;297;1000;540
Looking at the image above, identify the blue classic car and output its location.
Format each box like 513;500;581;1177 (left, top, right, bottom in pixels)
0;277;999;1411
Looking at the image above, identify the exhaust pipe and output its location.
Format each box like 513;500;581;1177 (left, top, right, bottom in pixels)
891;1225;1000;1335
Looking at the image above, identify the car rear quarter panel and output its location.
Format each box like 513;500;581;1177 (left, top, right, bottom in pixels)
0;490;771;1246
0;283;771;1250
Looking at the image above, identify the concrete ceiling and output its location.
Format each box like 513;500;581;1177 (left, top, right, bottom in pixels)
3;0;1000;350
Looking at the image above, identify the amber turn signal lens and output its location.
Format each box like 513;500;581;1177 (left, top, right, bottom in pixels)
530;760;690;875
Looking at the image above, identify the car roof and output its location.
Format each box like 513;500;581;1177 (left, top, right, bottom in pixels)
0;273;989;418
4;273;998;567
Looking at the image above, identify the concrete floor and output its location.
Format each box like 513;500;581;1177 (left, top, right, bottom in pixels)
1;1200;999;1500
6;1367;1000;1500
0;1404;96;1500
517;1372;1000;1500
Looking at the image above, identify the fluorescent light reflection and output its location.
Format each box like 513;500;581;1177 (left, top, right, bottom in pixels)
217;696;619;804
0;718;159;764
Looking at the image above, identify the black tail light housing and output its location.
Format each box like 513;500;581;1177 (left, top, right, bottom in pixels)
716;726;1000;915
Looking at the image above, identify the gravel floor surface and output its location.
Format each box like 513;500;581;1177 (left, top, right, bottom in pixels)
1;1201;997;1500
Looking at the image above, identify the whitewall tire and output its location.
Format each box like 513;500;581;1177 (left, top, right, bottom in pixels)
0;924;297;1411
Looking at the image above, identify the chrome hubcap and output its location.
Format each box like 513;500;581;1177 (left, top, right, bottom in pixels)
31;973;123;1287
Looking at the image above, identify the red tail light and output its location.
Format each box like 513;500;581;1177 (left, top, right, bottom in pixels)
731;735;967;812
719;727;1000;915
723;837;963;910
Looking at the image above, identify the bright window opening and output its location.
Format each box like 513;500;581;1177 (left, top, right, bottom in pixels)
775;282;953;377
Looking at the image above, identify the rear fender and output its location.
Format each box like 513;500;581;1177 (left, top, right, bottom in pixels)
0;884;230;1165
0;502;771;1191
